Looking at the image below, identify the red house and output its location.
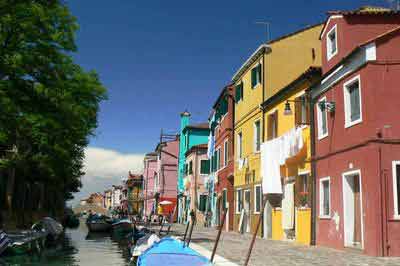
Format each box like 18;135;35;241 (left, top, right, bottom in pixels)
212;84;235;231
310;6;400;256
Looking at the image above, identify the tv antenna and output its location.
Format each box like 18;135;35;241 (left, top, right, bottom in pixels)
387;0;400;10
255;21;271;43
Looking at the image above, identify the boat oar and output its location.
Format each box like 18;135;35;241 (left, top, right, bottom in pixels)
210;207;227;263
244;196;267;266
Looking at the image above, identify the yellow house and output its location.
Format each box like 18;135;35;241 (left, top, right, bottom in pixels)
232;24;323;238
260;24;323;244
261;67;321;244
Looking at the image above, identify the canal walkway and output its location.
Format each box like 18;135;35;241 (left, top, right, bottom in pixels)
167;223;400;266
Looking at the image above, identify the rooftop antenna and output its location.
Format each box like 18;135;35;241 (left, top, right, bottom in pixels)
255;21;271;43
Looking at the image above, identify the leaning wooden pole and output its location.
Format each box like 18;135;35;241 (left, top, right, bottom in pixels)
244;197;267;266
210;207;227;262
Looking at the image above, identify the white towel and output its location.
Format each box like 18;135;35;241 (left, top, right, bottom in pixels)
282;183;294;229
261;139;283;194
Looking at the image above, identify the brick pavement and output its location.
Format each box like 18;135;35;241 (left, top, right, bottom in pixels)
167;224;400;266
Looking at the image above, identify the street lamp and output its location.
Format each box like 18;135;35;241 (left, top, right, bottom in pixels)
283;99;336;117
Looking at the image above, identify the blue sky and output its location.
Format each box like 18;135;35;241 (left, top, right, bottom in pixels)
67;0;391;203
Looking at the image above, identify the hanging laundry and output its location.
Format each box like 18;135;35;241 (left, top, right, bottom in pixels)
282;182;295;229
261;138;283;194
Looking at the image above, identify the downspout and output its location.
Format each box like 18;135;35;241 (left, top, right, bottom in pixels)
261;51;266;238
308;90;317;246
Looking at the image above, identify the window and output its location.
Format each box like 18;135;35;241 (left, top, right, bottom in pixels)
299;173;309;193
200;159;210;175
295;95;309;126
184;163;188;176
267;110;278;140
251;64;262;88
222;189;227;210
319;177;331;218
198;194;207;212
254;120;261;152
237;132;243;159
188;161;193;175
236;189;243;214
327;25;338;60
344;75;362;128
235;82;244;103
224;139;229;167
317;97;328;139
254;185;262;214
216;147;221;171
393;161;400;218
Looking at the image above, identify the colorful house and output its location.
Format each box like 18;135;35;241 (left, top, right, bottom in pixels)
184;144;210;225
154;134;179;219
310;6;400;256
232;23;323;237
126;173;144;216
143;152;158;218
260;67;321;244
209;84;235;231
177;112;210;223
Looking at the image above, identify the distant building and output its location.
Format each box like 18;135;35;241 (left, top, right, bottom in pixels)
104;189;112;209
80;199;88;206
111;185;122;209
86;193;104;207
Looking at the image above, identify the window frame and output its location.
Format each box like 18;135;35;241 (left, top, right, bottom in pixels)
200;159;210;175
254;184;262;214
326;25;338;61
251;63;262;89
343;75;362;128
317;96;329;140
216;147;221;171
392;161;400;219
253;119;261;153
224;139;229;167
236;188;243;214
319;176;331;219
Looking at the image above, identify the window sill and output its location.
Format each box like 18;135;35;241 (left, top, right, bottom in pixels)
345;119;362;129
327;50;338;61
318;133;328;141
392;215;400;220
319;215;331;220
252;82;261;89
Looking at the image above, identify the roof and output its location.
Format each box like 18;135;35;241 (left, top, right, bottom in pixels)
261;67;321;109
232;44;270;82
328;6;398;16
361;25;400;46
184;122;209;131
320;6;400;39
185;144;208;156
212;84;234;109
267;23;323;45
145;152;158;157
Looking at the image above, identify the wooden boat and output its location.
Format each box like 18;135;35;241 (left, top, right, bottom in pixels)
137;237;211;266
86;215;112;232
112;218;132;237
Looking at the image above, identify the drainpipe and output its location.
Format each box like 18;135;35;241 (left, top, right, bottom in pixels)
261;51;266;238
308;90;317;246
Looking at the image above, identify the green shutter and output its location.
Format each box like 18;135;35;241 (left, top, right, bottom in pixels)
201;160;210;175
235;84;241;103
199;195;207;212
251;67;256;88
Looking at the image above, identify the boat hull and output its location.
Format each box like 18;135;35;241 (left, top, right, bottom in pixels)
86;222;111;232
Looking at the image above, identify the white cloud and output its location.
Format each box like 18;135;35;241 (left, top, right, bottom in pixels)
69;147;144;206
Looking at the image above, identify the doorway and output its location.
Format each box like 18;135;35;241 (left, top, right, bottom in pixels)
244;189;251;233
342;170;363;249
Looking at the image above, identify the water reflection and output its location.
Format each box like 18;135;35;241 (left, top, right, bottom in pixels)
0;222;131;266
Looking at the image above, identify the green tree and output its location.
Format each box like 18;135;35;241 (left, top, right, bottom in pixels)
0;0;107;224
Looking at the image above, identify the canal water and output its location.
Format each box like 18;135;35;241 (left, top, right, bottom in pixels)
0;222;132;266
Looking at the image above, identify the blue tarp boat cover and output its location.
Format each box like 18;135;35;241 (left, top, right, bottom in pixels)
137;237;211;266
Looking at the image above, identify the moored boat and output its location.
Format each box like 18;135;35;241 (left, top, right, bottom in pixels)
86;215;112;233
3;230;47;256
0;231;11;256
112;219;132;237
137;237;211;266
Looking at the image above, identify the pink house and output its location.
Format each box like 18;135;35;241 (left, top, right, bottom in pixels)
143;152;158;217
155;135;179;218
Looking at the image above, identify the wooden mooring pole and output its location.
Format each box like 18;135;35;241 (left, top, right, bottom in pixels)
210;208;227;262
244;197;267;266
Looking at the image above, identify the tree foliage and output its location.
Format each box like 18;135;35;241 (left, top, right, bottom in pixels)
0;0;107;214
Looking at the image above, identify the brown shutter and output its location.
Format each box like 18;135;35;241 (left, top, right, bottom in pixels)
305;98;311;125
267;114;272;140
294;97;302;126
274;110;278;138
